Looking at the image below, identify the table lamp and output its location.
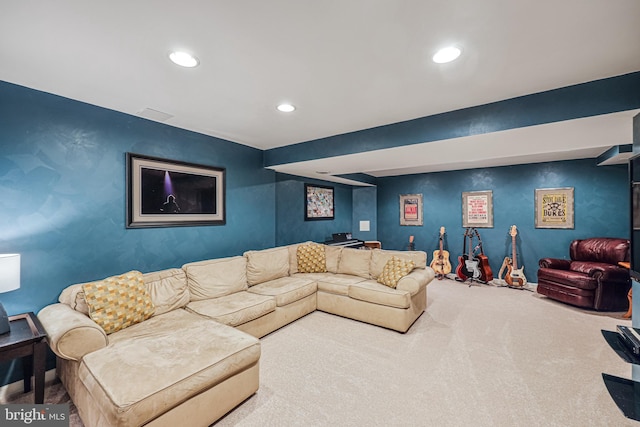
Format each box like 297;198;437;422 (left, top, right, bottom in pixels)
0;254;20;335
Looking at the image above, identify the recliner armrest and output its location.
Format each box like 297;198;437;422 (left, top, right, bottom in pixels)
570;262;630;283
539;258;571;270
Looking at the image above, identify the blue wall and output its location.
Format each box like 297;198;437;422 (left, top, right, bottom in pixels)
275;174;353;245
376;159;629;283
352;186;377;242
0;81;276;318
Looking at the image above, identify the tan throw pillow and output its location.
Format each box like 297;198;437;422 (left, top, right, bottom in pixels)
297;243;327;273
377;256;415;289
82;271;155;335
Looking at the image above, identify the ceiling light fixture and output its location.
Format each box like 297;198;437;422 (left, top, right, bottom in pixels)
277;103;296;113
169;51;200;68
432;46;461;64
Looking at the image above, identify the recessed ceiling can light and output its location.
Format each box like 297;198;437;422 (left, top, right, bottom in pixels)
169;51;200;68
432;46;461;64
277;103;296;113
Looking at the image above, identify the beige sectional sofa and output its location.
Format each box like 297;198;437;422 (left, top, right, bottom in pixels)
37;243;435;427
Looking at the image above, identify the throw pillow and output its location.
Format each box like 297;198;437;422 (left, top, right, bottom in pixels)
297;243;327;273
378;256;415;289
82;271;155;335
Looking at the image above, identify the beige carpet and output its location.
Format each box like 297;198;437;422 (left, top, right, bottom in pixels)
5;278;637;426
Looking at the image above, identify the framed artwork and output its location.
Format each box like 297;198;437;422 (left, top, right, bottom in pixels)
534;187;574;229
462;190;493;228
399;194;423;226
126;153;225;228
305;183;334;221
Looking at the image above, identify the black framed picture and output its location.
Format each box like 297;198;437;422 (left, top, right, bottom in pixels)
126;153;225;228
304;183;334;221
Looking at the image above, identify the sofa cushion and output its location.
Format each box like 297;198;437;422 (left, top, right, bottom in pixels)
183;256;248;301
59;283;90;315
143;268;190;316
325;245;342;273
537;267;598;290
82;271;155;335
296;243;327;273
337;248;372;279
79;310;260;427
248;276;317;307
245;247;290;286
348;281;412;309
186;291;276;327
370;249;427;280
377;256;416;288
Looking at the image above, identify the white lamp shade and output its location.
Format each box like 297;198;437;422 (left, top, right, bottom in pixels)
0;254;20;293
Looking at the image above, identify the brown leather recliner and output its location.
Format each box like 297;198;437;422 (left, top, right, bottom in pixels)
537;237;631;311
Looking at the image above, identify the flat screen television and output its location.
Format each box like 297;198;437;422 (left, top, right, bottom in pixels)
629;153;640;281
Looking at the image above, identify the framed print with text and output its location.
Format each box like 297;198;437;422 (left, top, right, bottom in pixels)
534;187;574;229
399;194;423;226
462;190;493;228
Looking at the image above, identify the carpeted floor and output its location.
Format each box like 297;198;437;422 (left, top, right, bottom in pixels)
4;278;636;426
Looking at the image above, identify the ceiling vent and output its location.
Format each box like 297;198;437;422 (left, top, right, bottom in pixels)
137;108;174;122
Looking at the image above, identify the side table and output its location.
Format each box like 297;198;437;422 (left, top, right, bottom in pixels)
0;312;47;403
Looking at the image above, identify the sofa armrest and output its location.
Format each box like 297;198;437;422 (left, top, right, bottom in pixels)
396;267;436;295
37;303;108;361
538;258;571;270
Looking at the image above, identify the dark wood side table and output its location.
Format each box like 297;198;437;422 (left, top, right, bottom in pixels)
0;312;47;403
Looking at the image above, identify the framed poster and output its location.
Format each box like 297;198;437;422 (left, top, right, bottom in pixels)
534;187;574;229
462;190;493;228
126;153;225;228
305;183;334;220
399;194;423;226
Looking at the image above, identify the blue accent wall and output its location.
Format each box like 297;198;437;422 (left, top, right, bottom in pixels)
352;186;377;242
275;174;353;245
0;81;276;318
376;159;629;283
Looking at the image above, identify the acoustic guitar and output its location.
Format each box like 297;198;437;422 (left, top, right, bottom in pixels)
472;228;493;283
430;226;452;278
505;225;527;287
456;228;480;281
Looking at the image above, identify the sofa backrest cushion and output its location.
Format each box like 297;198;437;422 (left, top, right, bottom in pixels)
570;238;630;265
82;270;155;335
337;248;372;279
244;247;290;286
59;282;91;315
143;268;190;316
370;249;427;280
183;256;248;300
325;245;343;274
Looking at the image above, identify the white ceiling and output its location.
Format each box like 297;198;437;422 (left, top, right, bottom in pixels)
1;1;639;184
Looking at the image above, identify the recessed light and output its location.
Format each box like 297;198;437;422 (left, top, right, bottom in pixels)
432;46;461;64
169;51;200;68
277;103;296;113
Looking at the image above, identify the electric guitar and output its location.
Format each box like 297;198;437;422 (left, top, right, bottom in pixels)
456;228;481;281
430;226;452;278
505;225;527;287
472;228;493;283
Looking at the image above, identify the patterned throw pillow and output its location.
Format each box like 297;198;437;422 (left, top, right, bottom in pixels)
82;271;155;334
378;256;415;288
296;243;327;273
